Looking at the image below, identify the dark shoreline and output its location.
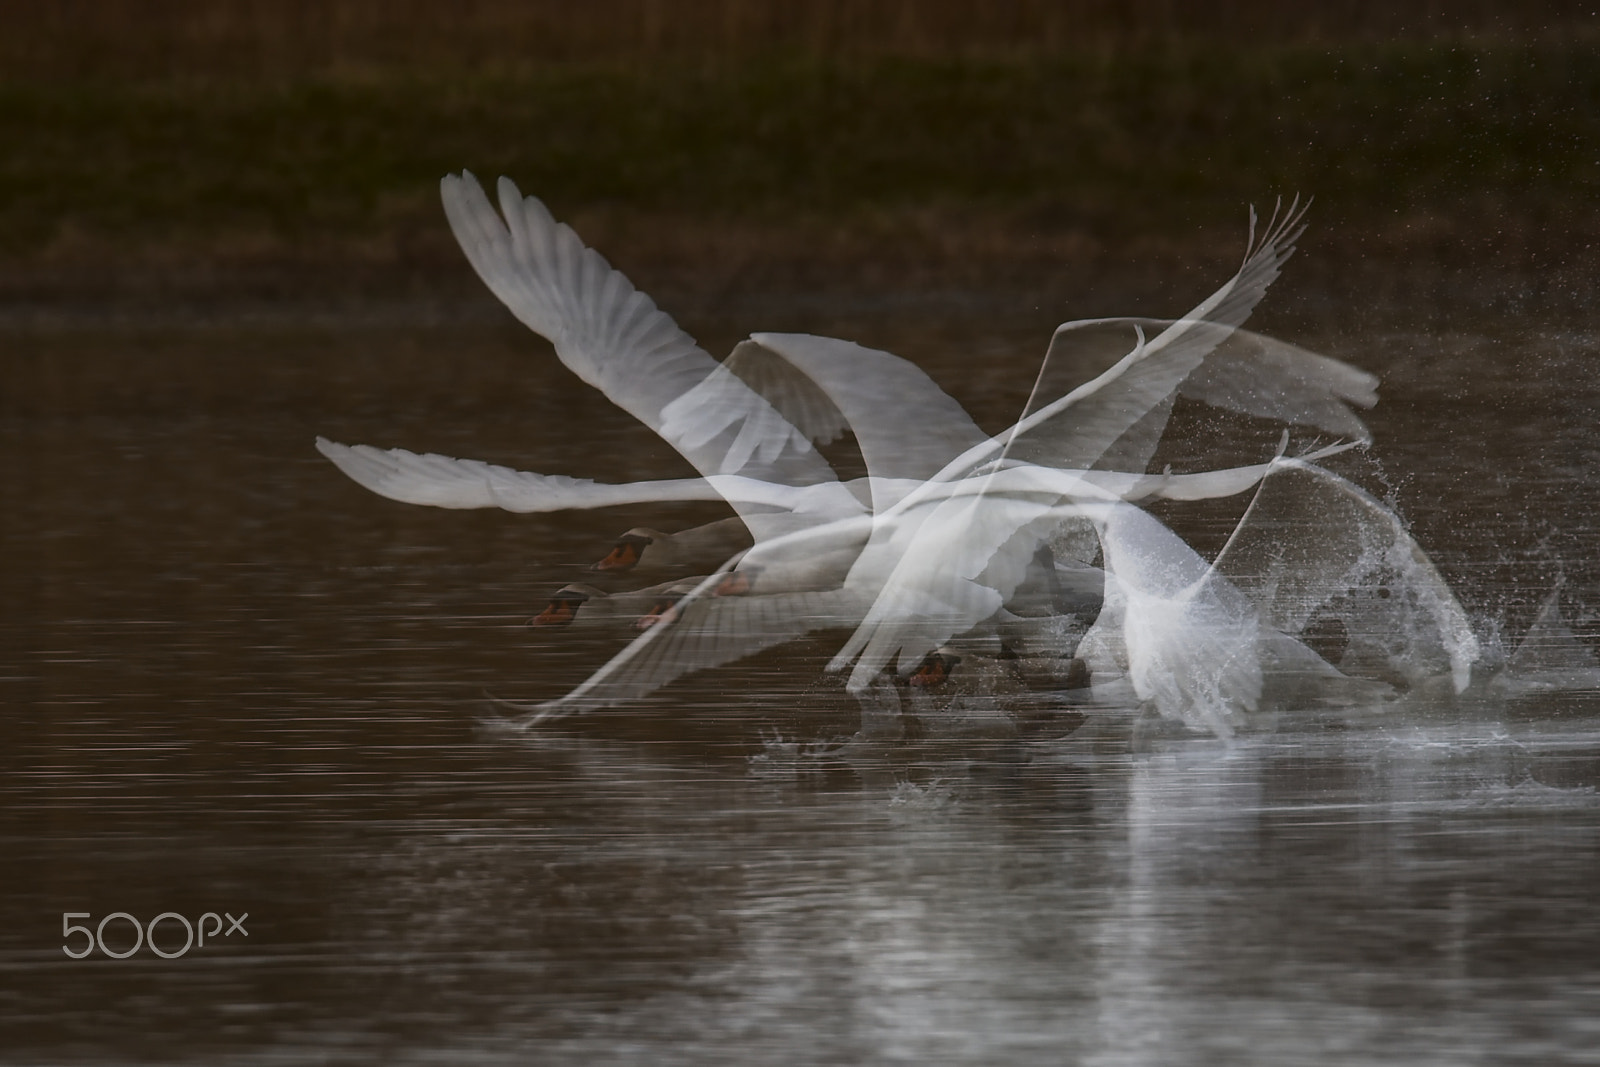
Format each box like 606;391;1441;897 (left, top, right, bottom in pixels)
5;32;1599;325
4;221;1597;336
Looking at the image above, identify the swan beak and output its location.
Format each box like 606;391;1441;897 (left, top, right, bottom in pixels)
635;599;680;631
712;571;751;596
908;651;960;688
594;541;640;572
530;600;578;627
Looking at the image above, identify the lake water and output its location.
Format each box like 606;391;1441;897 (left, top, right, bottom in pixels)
4;297;1600;1064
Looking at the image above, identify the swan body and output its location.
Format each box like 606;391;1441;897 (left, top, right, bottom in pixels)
512;444;1353;728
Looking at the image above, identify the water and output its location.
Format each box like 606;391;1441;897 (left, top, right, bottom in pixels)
4;310;1600;1064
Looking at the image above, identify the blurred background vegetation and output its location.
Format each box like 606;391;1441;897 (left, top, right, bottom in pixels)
2;0;1598;318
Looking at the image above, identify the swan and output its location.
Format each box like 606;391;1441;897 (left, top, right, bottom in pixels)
499;434;1426;739
503;440;1360;730
591;518;754;579
315;174;1387;736
321;187;1384;750
448;191;1369;730
503;228;1377;727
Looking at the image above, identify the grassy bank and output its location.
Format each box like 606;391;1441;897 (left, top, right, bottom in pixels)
8;1;1587;81
4;25;1599;313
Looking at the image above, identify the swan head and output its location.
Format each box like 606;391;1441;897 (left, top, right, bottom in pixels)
634;594;681;631
712;564;762;597
529;583;599;627
633;579;704;631
593;528;661;572
908;648;962;688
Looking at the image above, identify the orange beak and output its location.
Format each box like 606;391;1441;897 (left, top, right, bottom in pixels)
595;541;640;572
634;599;680;631
712;571;751;596
530;600;578;627
908;653;956;687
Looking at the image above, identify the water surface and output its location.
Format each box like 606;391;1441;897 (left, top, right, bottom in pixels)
3;309;1599;1064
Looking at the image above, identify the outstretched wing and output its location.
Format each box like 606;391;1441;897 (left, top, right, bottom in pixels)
440;172;855;524
506;576;874;724
1031;319;1377;473
315;437;729;511
998;198;1312;474
730;333;990;513
1089;502;1264;737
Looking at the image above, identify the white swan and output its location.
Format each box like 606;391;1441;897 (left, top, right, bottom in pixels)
813;202;1341;696
316;174;1389;737
504;439;1361;729
320;194;1377;669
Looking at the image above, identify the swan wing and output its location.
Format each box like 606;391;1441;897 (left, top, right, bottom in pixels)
1178;326;1377;443
1024;318;1377;473
313;437;831;513
872;202;1307;520
1211;457;1479;691
440;173;851;519
720;338;852;446
514;578;874;722
1073;438;1360;502
737;333;990;511
999;198;1310;474
1093;503;1264;737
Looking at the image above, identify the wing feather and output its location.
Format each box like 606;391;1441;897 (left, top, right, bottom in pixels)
313;437;818;512
514;581;874;723
440;173;849;523
1008;201;1311;472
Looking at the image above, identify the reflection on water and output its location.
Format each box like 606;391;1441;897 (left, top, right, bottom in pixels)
3;319;1600;1064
